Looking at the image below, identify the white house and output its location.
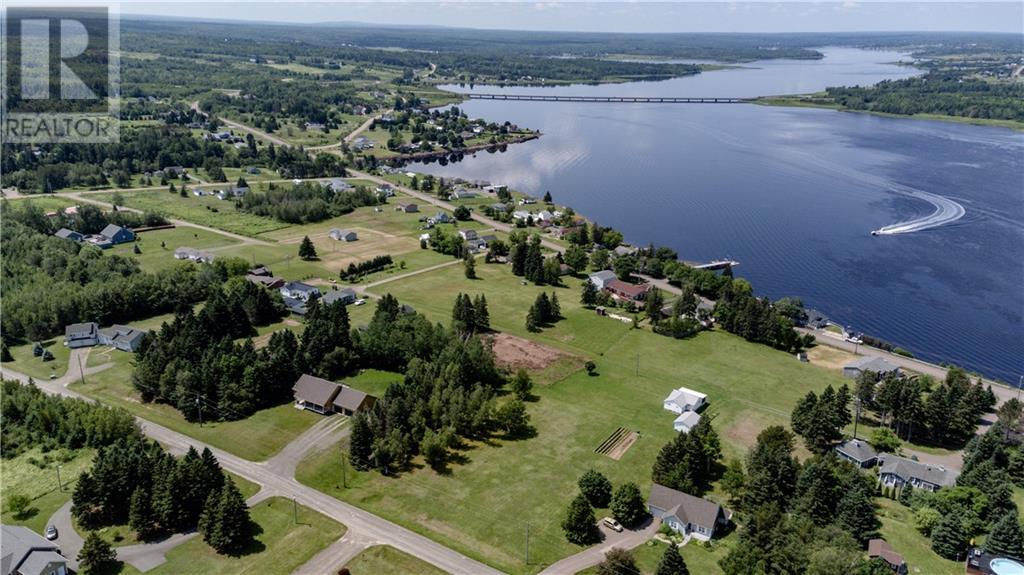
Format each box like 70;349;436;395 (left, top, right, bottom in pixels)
458;229;478;241
673;411;702;433
588;270;617;290
280;281;320;303
663;387;707;414
329;228;358;242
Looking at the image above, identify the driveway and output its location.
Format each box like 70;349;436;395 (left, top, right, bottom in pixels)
47;502;83;571
538;518;659;575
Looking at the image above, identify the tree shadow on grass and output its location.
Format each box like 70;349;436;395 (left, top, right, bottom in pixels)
225;520;266;558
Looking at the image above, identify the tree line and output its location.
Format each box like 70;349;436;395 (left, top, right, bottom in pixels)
238;181;380;224
826;74;1024;122
340;254;393;281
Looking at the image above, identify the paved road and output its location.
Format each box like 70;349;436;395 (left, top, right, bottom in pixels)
538;519;659;575
47;502;83;571
1;364;503;575
262;414;350;478
292;530;378;575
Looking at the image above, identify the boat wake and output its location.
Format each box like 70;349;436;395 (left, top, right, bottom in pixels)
871;185;966;235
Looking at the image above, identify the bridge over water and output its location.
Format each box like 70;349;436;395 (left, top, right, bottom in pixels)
465;94;753;104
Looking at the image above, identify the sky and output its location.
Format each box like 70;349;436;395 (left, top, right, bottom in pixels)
114;1;1024;33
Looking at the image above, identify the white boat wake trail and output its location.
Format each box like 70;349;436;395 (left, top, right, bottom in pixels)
872;184;966;235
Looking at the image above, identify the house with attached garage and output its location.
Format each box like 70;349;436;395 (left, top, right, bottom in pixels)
329;228;358;242
100;224;135;245
878;453;957;492
458;229;478;241
673;411;702;434
1;524;69;575
292;374;376;416
647;483;731;541
835;438;879;468
843;356;901;380
663;386;707;414
588;270;617;290
64;322;99;348
321;288;357;306
97;325;148;352
605;279;650;302
280;281;320;303
245;274;285;290
396;203;419;213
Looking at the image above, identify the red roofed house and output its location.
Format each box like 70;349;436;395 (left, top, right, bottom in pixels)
604;279;650;302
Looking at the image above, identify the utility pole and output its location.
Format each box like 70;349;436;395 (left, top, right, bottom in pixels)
853;398;861;439
293;498;298;524
77;354;86;386
56;466;63;492
341;450;348;488
196;393;203;426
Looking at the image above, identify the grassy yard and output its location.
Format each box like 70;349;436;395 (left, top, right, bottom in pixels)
106;226;239;272
5;339;71;381
92;190;288;236
70;350;318;461
343;545;448;575
297;262;850;573
0;447;94;535
876;498;960;575
145;497;346;575
5;195;80;213
577;537;735;575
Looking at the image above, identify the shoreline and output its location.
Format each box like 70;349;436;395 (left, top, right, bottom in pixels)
380;133;540;163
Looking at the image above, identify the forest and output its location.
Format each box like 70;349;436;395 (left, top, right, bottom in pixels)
237;181;380;224
826;74;1024;121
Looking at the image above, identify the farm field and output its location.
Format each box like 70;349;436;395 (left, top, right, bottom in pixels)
70;350;318;461
297;261;849;574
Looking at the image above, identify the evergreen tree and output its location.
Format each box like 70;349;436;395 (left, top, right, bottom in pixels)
597;548;640;575
78;532;117;574
655;543;690;575
581;279;598;307
744;426;799;511
0;342;11;362
349;412;374;471
526;305;540;332
931;514;967;559
836;478;880;544
550;292;561;319
610;482;647;528
793;457;840;526
129;487;158;540
473;294;490;332
578;469;613;508
464;252;476;279
298;236;317;260
543;191;553;203
898;482;914;506
511;368;533;401
564;244;588;273
645;287;665;324
201;480;251;554
562;493;599;545
986;512;1024;559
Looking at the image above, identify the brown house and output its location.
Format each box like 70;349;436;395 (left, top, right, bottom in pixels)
292;374;375;416
604;279;650;301
867;539;906;573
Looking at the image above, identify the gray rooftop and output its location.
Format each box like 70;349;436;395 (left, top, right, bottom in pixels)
836;438;878;463
100;223;126;238
334;385;373;413
878;453;957;488
589;270;616;282
292;374;341;407
65;322;98;337
1;525;66;575
648;483;727;531
284;281;318;293
845;356;901;374
322;289;357;305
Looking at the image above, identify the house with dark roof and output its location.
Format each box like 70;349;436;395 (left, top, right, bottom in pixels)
97;325;148;352
605;279;650;302
292;374;375;416
329;229;358;242
867;539;907;573
245;274;285;290
322;288;357;306
647;484;731;541
248;266;272;277
396;203;418;213
458;229;478;241
100;224;135;245
878;453;957;492
54;228;83;242
835;438;879;468
844;356;901;380
1;524;69;575
64;322;99;348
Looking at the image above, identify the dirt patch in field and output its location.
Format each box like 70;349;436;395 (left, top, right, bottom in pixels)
606;431;639;460
806;345;857;371
485;332;578;372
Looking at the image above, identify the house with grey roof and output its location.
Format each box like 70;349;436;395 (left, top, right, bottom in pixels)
54;228;83;242
396;203;418;213
647;484;731;541
292;374;375;416
174;247;216;263
326;178;353;193
100;224;135;245
280;281;320;303
64;322;99;348
458;229;478;241
329;229;358;242
588;270;617;290
673;411;702;434
835;438;879;468
97;325;148;352
322;288;357;306
844;356;901;380
1;524;69;575
878;453;957;492
245;274;285;290
430;212;452;225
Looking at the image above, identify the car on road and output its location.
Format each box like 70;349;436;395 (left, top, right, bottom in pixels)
602;517;623;532
45;525;58;540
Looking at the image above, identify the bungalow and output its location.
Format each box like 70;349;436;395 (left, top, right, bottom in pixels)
458;229;478;241
451;189;478;200
674;411;702;434
282;297;308;316
867;539;906;573
326;178;352;193
329;228;358;242
396;203;419;213
647;483;731;542
98;325;148;352
400;303;416;315
163;166;185;177
54;228;84;242
248;266;272;277
430;212;453;225
490;203;508;212
535;210;554;223
1;524;70;575
605;279;650;301
375;183;394;196
613;245;638;258
663;387;707;414
100;224;135;245
246;167;262;175
802;308;830;329
878;453;957;492
245;274;285;289
292;374;375;415
321;288;357;306
480;234;498;245
588;270;617;290
519;197;537;205
835;438;879;468
352;136;373;151
843;356;901;380
466;238;488;253
304;122;326;131
217;187;249;200
280;281;320;303
174;247;216;263
65;322;99;348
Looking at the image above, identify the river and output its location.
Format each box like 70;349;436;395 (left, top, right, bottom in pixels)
411;48;1024;384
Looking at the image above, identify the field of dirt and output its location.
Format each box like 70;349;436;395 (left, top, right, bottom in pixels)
485;332;576;371
606;431;639;460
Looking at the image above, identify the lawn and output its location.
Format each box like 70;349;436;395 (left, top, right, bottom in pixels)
0;447;94;535
876;498;960;575
5;195;80;213
146;497;346;575
343;545;448;575
106;226;239;272
70;349;319;461
92;190;288;236
297;262;850;573
577;537;734;575
5;339;71;381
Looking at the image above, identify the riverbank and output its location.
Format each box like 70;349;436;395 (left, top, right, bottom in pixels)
754;94;1024;131
382;133;540;163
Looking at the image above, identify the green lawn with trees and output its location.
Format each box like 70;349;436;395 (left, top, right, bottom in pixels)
1;448;94;534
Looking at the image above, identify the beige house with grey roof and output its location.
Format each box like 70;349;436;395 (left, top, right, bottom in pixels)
647;483;731;541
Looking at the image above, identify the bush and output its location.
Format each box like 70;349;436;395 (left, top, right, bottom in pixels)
578;470;613;508
869;428;901;453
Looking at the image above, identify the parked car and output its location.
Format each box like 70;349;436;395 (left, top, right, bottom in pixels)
602;517;623;532
354;299;366;306
45;525;58;540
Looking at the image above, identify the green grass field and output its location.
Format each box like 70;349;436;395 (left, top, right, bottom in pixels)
70;350;318;461
343;545;448;575
297;262;850;573
145;497;346;575
876;498;960;575
107;227;239;272
577;538;735;575
0;447;94;535
4;195;80;213
5;339;71;381
92;191;288;236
